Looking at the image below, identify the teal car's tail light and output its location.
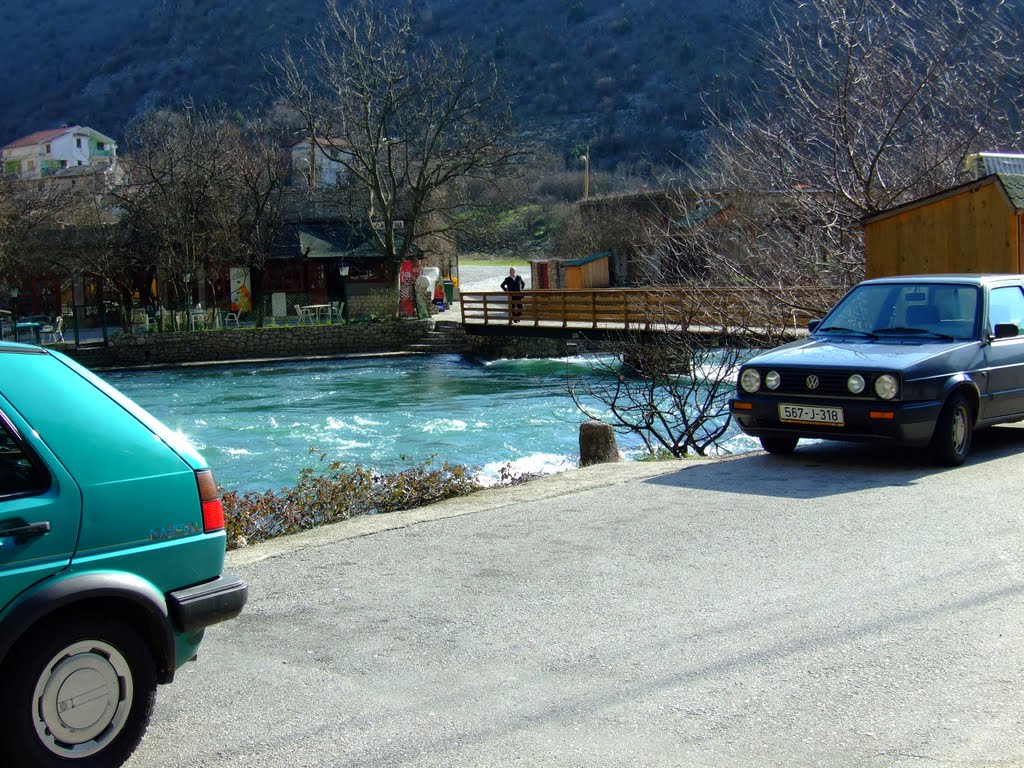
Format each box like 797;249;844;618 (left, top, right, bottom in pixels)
740;368;761;393
874;374;899;400
196;470;225;532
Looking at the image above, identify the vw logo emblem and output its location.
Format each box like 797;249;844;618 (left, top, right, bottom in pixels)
805;375;820;390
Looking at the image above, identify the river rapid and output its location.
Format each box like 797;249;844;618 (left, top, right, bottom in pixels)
104;353;754;494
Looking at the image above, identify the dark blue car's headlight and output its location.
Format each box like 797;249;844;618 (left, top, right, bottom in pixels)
874;374;899;400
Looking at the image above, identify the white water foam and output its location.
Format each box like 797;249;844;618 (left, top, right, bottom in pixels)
421;419;469;433
475;452;576;487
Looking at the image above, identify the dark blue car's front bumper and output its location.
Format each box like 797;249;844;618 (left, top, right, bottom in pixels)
730;395;943;446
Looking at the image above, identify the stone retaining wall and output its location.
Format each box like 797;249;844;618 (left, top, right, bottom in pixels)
58;320;579;369
63;321;434;368
462;333;578;360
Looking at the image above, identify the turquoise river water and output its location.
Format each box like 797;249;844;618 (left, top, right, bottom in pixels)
104;354;753;494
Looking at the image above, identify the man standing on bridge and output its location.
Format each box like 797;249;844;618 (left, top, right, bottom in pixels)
501;267;526;322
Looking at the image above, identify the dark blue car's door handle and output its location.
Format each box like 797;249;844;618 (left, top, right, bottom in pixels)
0;521;51;542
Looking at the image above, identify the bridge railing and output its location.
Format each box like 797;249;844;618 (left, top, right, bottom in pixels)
459;287;844;331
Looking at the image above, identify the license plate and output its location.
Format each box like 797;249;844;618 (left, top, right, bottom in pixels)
778;403;844;426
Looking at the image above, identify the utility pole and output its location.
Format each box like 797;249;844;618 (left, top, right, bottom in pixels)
581;145;590;200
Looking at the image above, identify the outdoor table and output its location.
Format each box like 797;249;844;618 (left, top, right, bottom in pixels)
15;322;41;344
302;304;333;323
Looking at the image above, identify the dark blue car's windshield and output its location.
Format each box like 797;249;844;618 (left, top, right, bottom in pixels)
818;283;980;340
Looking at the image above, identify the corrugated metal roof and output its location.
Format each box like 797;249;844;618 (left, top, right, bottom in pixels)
975;153;1024;176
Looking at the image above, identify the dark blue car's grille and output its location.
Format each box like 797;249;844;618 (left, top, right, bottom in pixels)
750;368;893;399
776;370;858;397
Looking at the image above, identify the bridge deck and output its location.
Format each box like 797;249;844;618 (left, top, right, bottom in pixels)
458;287;841;338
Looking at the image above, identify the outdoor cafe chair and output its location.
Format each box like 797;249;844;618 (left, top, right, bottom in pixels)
40;316;64;344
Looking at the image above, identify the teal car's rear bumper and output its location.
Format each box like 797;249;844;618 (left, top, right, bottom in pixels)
168;574;248;633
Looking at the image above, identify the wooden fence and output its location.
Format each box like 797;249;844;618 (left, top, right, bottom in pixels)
459;287;845;332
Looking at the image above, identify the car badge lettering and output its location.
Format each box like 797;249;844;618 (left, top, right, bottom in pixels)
149;521;202;541
806;375;820;390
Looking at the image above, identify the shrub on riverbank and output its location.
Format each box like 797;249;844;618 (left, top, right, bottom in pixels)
222;453;480;549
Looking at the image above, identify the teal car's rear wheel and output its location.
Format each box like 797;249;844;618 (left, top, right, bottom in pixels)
0;616;157;768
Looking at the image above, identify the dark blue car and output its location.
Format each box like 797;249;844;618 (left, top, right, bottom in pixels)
730;274;1024;466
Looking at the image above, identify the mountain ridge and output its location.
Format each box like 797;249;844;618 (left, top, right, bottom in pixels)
0;0;771;169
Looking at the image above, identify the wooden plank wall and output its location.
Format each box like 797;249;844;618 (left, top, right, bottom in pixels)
865;181;1021;278
564;256;610;290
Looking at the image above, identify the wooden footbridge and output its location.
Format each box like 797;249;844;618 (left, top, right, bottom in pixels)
458;287;844;343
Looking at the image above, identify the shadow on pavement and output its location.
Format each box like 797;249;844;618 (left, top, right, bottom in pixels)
643;424;1024;500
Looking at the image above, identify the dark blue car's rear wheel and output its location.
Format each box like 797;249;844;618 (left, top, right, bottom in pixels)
929;392;973;467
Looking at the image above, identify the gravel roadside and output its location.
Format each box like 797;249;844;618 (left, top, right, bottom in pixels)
455;263;532;294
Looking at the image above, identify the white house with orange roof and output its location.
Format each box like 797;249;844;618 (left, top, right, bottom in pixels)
1;125;117;179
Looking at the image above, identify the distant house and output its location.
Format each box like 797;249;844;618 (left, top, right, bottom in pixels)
289;136;351;189
1;125;118;179
863;171;1024;278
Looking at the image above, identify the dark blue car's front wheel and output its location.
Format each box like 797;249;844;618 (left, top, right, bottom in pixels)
759;435;799;455
929;392;973;467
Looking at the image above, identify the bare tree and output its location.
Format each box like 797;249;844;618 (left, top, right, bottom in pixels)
687;0;1023;291
565;280;796;457
0;175;83;286
115;103;245;320
275;0;525;300
228;119;291;326
44;190;136;331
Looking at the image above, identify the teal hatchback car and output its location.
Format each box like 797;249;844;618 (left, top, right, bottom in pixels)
0;342;247;767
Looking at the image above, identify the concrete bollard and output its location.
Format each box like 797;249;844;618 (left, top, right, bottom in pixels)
579;420;620;466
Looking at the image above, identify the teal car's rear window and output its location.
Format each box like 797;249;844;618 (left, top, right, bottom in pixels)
0;413;49;499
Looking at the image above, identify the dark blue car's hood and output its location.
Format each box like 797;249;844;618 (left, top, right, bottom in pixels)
747;336;978;371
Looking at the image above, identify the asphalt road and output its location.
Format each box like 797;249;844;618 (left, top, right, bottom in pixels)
127;430;1024;768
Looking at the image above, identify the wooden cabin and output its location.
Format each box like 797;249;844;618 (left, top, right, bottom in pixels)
863;173;1024;278
563;251;611;289
528;251;611;290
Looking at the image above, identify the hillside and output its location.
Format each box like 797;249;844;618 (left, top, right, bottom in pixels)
0;0;772;170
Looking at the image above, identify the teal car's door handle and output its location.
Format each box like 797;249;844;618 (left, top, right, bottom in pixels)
0;521;51;543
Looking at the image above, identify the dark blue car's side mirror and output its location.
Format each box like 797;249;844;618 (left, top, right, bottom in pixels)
807;319;821;332
993;322;1019;339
